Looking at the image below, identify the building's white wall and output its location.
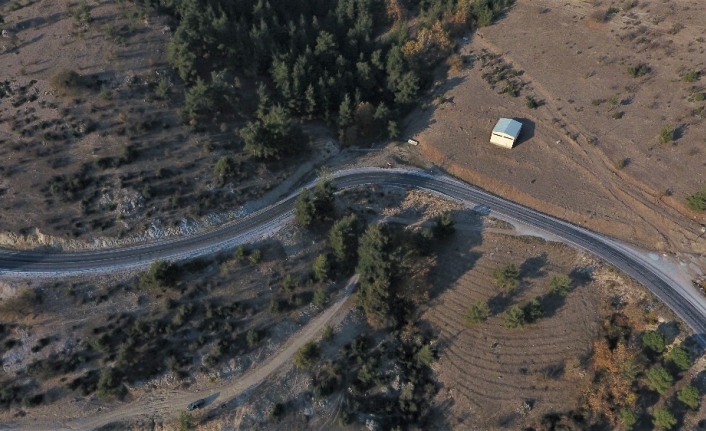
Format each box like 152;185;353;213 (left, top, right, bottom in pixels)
490;134;515;148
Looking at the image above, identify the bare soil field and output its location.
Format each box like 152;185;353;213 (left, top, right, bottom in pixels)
0;0;323;247
409;0;706;254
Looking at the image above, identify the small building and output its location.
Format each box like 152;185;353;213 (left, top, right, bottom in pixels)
490;118;522;149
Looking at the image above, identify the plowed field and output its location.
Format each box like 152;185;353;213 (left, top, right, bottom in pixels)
424;231;602;429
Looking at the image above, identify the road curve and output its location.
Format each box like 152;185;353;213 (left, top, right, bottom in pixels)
1;167;705;343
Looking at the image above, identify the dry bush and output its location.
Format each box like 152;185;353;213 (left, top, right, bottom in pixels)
49;69;83;94
590;9;609;22
447;54;465;73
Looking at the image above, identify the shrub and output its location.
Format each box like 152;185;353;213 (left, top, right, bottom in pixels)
591;98;603;106
268;403;285;421
505;305;526;329
619;407;638;430
612;111;624;119
642;330;666;353
464;300;489;326
234;245;248;261
447;54;464;73
49;69;83;93
682;69;700;83
493;264;520;291
644;366;673;394
627;64;650;78
312;254;329;283
280;274;297;292
677;385;700;409
686;188;706;212
97;367;123;398
416;344;435;366
294;342;319;369
666;346;692;370
268;298;281;316
615;158;629;169
214;156;237;184
658;125;675;144
549;274;571;296
523;298;543;323
322;324;334;341
139;260;178;290
313;288;327;308
525;96;539;109
178;412;192;431
652;407;677;430
246;329;260;348
623;0;638;10
694;92;706;101
249;249;262;264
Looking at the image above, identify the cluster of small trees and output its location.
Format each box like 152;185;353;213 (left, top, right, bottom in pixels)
465;267;577;330
587;323;699;430
148;0;512;153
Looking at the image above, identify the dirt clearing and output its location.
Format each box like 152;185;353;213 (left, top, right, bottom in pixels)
410;0;706;254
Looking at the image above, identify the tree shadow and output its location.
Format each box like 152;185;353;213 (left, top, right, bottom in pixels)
657;321;680;345
403;76;467;141
683;334;706;360
519;253;548;280
16;34;43;50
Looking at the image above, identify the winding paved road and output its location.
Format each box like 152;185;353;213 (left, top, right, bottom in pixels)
2;167;705;344
3;167;706;429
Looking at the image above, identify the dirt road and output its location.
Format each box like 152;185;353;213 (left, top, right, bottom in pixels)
11;276;358;431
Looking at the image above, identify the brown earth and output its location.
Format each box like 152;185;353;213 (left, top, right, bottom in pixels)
423;231;602;429
407;0;706;255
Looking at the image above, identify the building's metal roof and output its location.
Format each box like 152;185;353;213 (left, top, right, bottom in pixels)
492;118;522;139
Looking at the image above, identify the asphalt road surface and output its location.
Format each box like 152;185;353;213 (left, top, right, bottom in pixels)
1;167;705;344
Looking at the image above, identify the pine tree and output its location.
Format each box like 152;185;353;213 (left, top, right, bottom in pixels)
328;214;359;262
357;225;395;326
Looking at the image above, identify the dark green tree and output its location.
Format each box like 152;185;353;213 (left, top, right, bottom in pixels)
504;305;526;329
642;330;666;353
464;300;489;326
294;341;320;369
214;156;237;184
97;367;123;398
313;288;327;307
356;224;395;326
433;212;456;238
294;189;317;227
652;407;677;430
294;180;336;228
246;329;260;348
240;105;308;159
666;346;692;371
139;260;178;290
523;297;543;323
493;264;520;291
182;77;215;120
312;254;329;283
644;366;674;394
619;407;638;431
549;274;571;297
677;385;700;409
328;214;359;262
